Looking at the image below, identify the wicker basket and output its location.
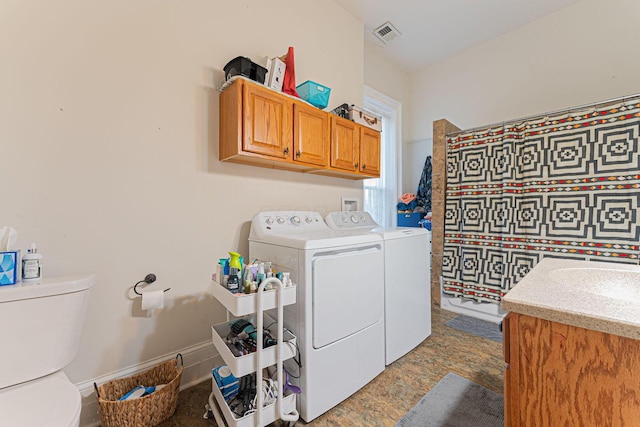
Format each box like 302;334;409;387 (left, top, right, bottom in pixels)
94;354;183;427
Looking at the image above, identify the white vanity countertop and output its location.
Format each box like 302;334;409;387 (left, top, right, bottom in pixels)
502;258;640;340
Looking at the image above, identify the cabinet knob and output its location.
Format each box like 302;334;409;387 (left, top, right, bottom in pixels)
296;150;301;158
354;163;359;169
362;164;366;170
284;147;289;155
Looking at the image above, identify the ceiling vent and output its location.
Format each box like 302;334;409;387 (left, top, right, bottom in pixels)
373;21;401;44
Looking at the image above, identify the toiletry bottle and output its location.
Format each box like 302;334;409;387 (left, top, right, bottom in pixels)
282;272;291;287
244;269;253;294
226;272;239;293
22;243;42;283
256;262;266;287
228;252;243;289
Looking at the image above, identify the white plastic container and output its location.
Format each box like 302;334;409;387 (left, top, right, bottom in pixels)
21;243;42;283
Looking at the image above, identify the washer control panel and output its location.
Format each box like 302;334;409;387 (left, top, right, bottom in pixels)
251;211;326;235
325;211;378;229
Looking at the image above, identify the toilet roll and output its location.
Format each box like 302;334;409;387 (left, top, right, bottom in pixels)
141;289;165;310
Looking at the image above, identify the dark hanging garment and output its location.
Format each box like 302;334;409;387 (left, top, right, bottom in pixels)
416;155;432;211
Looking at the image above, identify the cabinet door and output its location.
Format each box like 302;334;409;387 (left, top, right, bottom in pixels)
508;313;640;426
359;126;380;176
243;82;292;159
293;102;329;167
330;116;358;171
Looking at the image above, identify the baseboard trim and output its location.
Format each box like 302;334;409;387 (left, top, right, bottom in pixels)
77;341;221;427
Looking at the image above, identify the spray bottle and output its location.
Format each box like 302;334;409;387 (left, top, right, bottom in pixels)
227;252;242;293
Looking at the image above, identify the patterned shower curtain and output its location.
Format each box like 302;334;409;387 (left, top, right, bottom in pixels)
442;99;640;303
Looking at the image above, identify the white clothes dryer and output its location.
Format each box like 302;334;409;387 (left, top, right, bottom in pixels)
249;211;385;422
326;211;431;365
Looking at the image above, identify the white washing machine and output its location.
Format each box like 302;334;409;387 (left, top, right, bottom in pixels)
249;211;385;422
326;211;431;365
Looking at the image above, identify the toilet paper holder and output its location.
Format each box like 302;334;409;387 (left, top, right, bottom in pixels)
133;273;171;295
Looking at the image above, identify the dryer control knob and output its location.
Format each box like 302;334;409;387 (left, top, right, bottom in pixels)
277;217;285;224
350;215;358;223
292;216;301;225
305;217;313;223
266;217;274;225
360;215;366;222
342;216;349;223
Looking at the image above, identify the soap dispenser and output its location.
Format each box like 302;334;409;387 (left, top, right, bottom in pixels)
22;243;42;283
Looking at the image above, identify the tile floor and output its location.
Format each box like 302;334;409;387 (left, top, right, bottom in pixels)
157;305;504;427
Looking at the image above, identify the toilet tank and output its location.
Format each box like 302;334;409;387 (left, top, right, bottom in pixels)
0;274;94;389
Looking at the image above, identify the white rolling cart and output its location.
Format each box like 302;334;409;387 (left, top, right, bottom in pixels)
206;277;299;427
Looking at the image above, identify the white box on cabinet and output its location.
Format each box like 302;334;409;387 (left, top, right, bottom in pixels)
265;57;286;92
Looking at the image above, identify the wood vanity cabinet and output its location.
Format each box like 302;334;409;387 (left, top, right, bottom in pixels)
503;312;640;426
219;78;378;178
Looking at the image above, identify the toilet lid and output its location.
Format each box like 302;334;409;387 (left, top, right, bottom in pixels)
0;372;81;427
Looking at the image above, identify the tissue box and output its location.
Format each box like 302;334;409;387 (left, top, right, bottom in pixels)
0;250;20;285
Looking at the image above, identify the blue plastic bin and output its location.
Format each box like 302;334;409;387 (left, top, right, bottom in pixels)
397;213;424;228
296;80;331;109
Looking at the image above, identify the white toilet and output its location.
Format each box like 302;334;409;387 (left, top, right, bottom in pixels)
0;274;94;426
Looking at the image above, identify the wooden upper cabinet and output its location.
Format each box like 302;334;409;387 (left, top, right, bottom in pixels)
293;101;329;167
330;115;359;172
242;81;292;159
359;126;381;176
219;77;380;178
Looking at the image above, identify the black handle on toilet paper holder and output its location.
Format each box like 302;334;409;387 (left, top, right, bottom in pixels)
133;273;170;295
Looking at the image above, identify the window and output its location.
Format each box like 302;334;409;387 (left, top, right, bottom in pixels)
363;86;402;227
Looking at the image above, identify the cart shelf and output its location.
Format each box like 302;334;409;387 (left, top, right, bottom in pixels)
211;280;296;316
209;377;297;427
211;313;297;378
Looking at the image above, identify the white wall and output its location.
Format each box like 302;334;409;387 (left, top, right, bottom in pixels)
363;43;410;143
406;0;640;186
0;0;365;389
363;44;416;194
